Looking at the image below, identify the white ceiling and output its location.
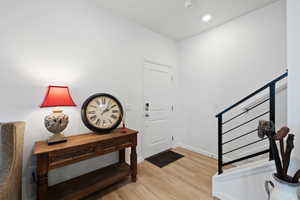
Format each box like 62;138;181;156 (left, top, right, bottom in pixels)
95;0;279;41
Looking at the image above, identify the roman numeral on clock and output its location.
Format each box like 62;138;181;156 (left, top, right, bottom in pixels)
111;114;118;120
88;111;96;114
110;105;116;109
96;119;101;126
90;115;97;121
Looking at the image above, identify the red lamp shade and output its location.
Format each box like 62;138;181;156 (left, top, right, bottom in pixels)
40;86;76;108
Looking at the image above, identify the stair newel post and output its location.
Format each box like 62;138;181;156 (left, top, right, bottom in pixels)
218;115;223;174
269;83;276;161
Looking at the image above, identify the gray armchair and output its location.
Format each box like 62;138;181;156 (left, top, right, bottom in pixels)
0;122;25;200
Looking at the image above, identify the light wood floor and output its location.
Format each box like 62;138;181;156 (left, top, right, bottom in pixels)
85;147;218;200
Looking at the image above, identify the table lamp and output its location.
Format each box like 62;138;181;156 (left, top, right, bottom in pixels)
40;86;76;145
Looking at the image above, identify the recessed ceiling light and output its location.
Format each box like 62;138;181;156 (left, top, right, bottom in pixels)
202;15;212;22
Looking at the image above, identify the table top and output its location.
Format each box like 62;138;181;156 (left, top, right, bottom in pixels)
33;128;138;155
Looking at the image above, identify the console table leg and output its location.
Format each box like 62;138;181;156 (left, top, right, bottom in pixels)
130;146;137;182
119;149;125;164
37;154;48;200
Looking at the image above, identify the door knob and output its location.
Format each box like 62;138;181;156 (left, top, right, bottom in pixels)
145;114;149;117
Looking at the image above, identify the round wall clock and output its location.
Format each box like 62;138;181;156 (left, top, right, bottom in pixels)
81;93;123;133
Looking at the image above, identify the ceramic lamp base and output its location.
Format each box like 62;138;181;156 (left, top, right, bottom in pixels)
48;133;67;145
44;109;69;145
265;174;300;200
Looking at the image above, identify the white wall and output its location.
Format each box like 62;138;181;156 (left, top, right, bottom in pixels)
0;0;292;198
178;0;287;160
0;1;180;199
287;0;300;159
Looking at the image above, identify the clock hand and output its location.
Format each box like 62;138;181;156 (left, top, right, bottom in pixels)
101;101;115;115
101;108;110;115
103;103;115;114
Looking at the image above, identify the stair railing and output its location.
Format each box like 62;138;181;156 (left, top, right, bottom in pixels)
216;72;288;174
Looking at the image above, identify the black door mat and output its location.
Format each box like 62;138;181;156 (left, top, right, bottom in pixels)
146;150;184;168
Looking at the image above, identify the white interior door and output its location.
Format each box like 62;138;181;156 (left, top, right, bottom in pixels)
143;61;173;158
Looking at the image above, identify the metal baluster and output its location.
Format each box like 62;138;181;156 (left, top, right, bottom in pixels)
218;115;223;174
269;83;276;160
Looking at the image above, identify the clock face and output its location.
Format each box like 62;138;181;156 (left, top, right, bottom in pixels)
81;93;123;133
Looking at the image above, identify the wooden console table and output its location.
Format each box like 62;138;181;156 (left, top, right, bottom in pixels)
33;128;138;200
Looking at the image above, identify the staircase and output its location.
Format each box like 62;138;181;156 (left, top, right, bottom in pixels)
216;72;288;174
213;72;288;200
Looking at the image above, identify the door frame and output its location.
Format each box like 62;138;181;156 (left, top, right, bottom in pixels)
142;59;175;159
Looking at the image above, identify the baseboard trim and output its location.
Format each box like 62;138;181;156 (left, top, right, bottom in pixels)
175;143;231;162
138;156;144;163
